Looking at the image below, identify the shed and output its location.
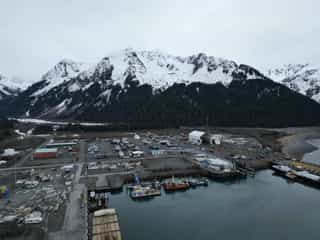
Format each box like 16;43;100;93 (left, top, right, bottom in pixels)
188;131;205;145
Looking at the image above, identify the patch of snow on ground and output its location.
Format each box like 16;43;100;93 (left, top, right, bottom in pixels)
12;118;109;126
14;129;26;136
2;148;19;157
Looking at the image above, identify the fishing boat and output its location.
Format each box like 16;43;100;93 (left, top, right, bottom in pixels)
130;186;161;199
187;178;209;188
163;177;189;192
271;165;291;174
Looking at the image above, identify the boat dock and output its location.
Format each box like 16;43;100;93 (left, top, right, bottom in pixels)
271;161;320;188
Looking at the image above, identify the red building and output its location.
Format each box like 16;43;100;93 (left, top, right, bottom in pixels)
33;148;58;159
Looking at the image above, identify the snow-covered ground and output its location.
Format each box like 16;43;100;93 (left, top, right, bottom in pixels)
1;148;19;157
12;118;109;126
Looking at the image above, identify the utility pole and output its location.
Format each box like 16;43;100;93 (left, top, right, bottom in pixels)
206;115;209;133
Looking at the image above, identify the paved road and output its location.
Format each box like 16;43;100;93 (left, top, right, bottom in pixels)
0;163;72;173
49;140;87;240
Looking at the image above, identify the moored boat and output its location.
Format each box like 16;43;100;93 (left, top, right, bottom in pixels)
271;165;292;174
187;178;209;188
130;186;161;199
163;177;189;192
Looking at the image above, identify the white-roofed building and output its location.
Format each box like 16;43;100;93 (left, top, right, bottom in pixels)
188;130;205;145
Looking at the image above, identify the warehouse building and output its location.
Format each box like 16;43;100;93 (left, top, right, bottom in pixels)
33;148;58;159
188;130;205;145
189;131;224;145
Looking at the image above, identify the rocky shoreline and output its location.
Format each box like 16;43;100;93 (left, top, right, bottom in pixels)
278;127;320;160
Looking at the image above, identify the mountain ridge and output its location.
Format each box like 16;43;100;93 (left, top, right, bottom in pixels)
1;49;320;128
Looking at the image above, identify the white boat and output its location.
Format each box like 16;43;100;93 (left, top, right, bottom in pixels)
130;186;161;199
271;165;292;173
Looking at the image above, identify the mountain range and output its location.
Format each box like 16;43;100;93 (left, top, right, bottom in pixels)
1;48;320;128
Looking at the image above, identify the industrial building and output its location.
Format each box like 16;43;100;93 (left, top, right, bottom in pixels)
33;148;58;159
188;130;205;145
189;131;223;145
202;134;223;145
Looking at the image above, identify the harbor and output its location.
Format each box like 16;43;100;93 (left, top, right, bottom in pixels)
109;170;320;240
2;126;320;239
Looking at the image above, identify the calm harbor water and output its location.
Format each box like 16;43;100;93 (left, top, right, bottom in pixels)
109;170;320;240
303;139;320;166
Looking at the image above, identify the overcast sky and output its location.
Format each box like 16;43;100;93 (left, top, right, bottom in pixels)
1;0;319;81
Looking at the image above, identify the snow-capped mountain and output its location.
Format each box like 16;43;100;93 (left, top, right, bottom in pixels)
2;49;320;127
31;59;92;96
266;64;320;102
0;73;20;100
76;48;261;90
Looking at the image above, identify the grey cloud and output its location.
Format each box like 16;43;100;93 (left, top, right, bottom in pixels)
0;0;319;81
